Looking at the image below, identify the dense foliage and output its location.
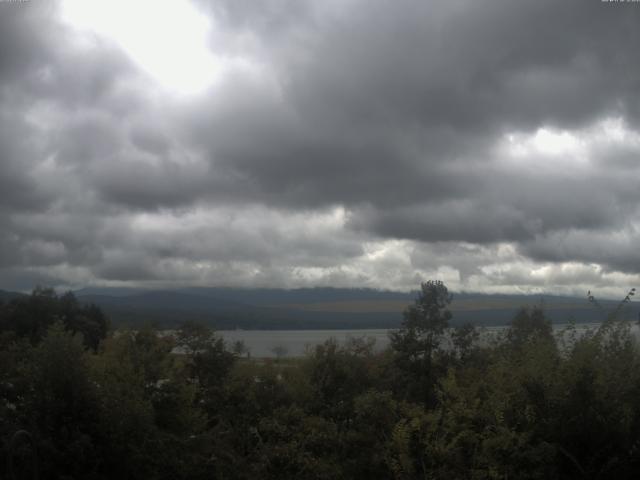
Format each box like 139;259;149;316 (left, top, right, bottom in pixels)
2;282;640;479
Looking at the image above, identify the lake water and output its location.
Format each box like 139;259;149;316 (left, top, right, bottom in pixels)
217;322;634;358
218;329;391;357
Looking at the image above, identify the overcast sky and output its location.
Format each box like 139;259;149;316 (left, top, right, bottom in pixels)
1;0;639;296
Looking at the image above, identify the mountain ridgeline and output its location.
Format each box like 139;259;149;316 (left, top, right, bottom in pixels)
66;286;639;329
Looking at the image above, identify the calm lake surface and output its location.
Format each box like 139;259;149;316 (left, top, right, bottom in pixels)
217;323;636;358
218;329;391;357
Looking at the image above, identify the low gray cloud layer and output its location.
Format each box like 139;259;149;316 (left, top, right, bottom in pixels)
1;0;640;295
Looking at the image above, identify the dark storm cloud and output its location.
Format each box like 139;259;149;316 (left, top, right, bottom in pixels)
1;0;640;290
0;1;137;107
520;227;640;276
237;0;640;132
0;2;55;85
0;121;48;212
184;0;640;239
348;161;637;244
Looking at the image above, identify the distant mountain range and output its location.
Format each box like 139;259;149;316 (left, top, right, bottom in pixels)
3;287;638;330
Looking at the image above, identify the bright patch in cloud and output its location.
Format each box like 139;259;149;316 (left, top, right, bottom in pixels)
503;128;585;158
62;0;219;94
498;117;640;172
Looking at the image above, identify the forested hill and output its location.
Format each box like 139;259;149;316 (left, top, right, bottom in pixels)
0;289;26;303
63;287;640;329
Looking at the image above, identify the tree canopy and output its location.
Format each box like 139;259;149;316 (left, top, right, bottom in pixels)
2;282;640;479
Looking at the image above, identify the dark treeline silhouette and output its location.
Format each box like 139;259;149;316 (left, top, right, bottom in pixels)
2;281;640;479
